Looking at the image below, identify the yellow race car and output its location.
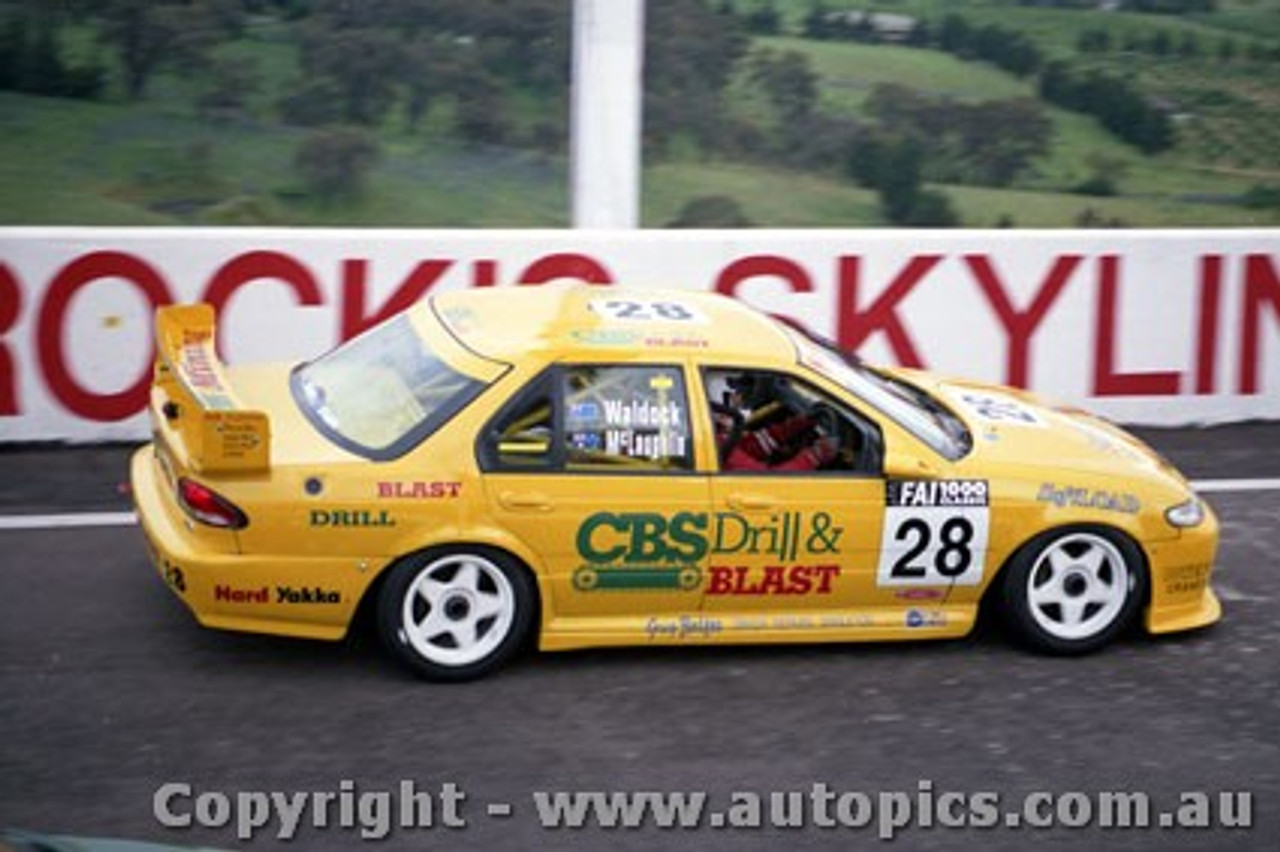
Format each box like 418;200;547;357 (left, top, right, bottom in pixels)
131;283;1220;680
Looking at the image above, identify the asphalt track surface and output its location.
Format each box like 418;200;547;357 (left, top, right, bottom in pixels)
1;425;1277;851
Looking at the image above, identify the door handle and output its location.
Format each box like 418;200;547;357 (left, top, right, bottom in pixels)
726;493;779;512
498;491;554;512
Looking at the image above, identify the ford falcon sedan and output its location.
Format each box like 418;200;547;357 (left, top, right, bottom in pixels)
131;282;1220;680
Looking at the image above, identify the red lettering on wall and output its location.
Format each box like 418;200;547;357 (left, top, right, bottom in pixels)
518;253;613;285
836;255;938;367
1092;255;1181;397
37;251;174;420
340;259;452;340
1239;253;1280;394
473;259;498;288
714;255;814;331
203;251;323;351
2;242;1275;435
1196;255;1222;395
0;263;21;415
966;254;1081;389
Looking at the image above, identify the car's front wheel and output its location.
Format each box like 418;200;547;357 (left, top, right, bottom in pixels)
1001;527;1146;655
378;547;536;681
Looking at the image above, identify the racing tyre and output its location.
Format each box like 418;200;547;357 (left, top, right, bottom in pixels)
378;547;537;681
1000;527;1146;655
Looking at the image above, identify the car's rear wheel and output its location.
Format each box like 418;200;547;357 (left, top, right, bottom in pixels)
378;547;536;681
1001;527;1146;655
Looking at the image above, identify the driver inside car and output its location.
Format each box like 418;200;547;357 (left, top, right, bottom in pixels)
709;372;839;472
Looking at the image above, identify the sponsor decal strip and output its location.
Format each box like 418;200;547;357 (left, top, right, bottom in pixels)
1037;483;1140;514
643;612;892;641
214;584;342;604
572;510;845;593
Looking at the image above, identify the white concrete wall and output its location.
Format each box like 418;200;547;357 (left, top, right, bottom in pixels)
0;228;1277;441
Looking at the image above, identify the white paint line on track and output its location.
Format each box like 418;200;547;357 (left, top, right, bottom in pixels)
1192;478;1280;493
0;478;1276;532
0;512;137;530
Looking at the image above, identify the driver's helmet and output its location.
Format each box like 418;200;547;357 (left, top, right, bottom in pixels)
707;371;761;413
706;372;738;409
727;372;773;410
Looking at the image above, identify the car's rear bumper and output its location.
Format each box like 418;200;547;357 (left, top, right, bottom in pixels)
131;446;367;641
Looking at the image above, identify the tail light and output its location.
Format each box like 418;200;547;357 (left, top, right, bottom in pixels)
177;477;248;529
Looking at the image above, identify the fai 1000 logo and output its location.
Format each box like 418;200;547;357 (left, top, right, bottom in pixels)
573;510;844;592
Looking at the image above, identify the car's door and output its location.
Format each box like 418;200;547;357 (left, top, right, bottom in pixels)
698;366;949;628
479;363;711;625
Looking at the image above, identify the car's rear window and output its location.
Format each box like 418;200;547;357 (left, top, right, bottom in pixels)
292;315;486;459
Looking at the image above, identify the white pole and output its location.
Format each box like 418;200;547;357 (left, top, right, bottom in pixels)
571;0;645;229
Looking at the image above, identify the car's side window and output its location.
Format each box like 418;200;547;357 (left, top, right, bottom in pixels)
704;367;881;475
486;378;556;470
561;364;694;472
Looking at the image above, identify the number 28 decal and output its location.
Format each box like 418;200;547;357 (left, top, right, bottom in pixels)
589;298;707;324
876;480;990;586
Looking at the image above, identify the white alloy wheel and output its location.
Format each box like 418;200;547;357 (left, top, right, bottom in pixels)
379;548;535;680
1025;532;1130;642
1002;527;1145;655
401;553;514;666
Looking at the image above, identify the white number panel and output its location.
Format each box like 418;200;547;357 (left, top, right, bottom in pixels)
877;480;991;587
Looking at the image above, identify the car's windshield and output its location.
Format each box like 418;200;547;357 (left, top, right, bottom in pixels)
293;315;486;458
784;325;971;460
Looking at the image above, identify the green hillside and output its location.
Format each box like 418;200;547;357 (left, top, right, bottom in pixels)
0;0;1278;228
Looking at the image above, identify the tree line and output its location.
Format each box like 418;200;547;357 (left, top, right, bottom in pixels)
0;13;106;99
0;0;1049;224
777;5;1177;155
1039;62;1173;154
1078;25;1280;63
0;0;761;152
7;0;1224;224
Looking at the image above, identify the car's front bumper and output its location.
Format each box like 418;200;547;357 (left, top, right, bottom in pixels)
1143;501;1222;635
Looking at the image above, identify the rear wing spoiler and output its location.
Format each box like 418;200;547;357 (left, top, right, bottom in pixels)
152;304;270;473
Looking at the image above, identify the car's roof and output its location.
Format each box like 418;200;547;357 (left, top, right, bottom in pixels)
426;281;798;366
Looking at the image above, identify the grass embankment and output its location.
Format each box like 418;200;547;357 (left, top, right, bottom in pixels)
2;4;1279;227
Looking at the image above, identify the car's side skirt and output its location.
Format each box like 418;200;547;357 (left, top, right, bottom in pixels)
538;606;977;651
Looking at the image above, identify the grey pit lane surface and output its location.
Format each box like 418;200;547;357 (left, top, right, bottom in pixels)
0;428;1277;851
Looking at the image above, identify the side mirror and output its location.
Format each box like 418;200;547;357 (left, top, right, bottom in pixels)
883;444;940;480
